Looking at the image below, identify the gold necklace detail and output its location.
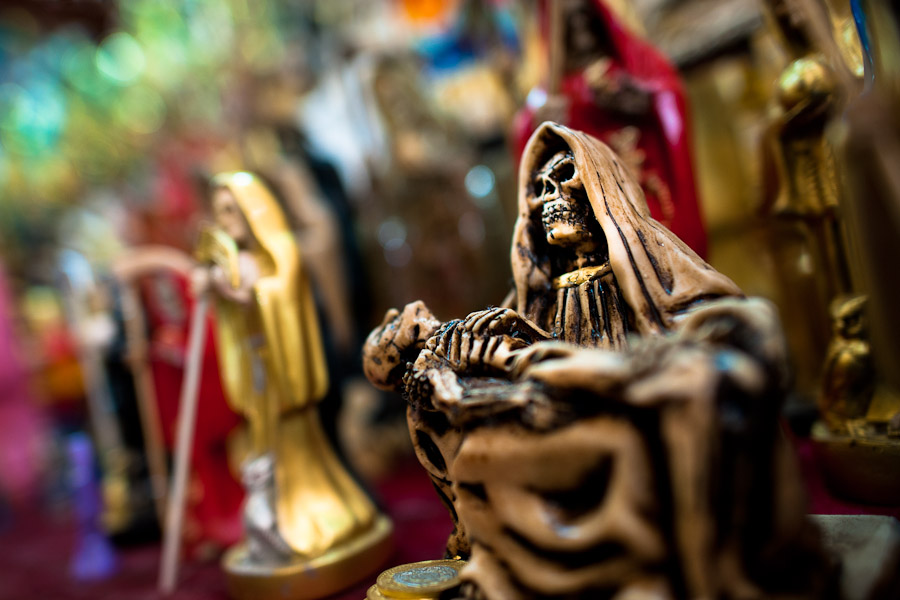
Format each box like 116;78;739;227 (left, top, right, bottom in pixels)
552;263;612;289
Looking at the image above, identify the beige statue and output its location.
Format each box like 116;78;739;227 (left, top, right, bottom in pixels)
364;123;829;599
194;172;391;599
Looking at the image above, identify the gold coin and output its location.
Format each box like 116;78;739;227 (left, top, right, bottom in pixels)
373;559;466;599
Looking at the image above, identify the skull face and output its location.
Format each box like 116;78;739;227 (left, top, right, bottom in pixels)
564;0;610;68
534;151;602;253
212;187;253;247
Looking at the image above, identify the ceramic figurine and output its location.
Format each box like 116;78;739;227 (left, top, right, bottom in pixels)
811;0;900;505
760;0;860;399
512;0;708;257
819;295;874;433
56;249;145;541
195;172;391;600
839;1;900;382
753;0;900;505
364;123;828;599
114;247;245;553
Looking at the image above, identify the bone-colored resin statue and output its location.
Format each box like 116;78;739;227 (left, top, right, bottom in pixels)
364;123;828;599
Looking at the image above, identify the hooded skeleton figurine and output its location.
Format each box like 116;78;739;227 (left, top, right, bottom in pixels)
511;122;740;347
364;123;827;599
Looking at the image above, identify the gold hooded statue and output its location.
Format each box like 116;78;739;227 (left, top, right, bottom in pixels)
208;172;375;558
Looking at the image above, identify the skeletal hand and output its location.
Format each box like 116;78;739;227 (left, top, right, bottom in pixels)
459;307;547;343
422;308;547;375
363;301;441;391
425;320;527;376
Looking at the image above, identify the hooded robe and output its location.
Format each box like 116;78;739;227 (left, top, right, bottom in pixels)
210;172;375;557
513;122;741;347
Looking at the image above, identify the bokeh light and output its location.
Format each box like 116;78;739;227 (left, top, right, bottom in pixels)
95;33;146;84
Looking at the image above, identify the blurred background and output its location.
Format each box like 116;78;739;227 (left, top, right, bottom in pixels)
0;0;897;598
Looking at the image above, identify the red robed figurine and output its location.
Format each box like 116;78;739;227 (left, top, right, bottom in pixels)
512;0;707;257
139;269;244;552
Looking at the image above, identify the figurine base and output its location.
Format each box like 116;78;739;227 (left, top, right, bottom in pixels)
222;515;393;600
811;421;900;505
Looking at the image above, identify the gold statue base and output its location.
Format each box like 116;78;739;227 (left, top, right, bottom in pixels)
222;515;393;600
811;421;900;505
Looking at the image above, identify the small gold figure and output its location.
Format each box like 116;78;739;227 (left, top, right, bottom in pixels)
813;291;900;504
819;295;874;433
195;172;391;599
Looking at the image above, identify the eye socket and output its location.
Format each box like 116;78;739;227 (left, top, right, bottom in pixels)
555;162;576;182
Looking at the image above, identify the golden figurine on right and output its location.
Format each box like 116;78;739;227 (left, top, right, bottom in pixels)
818;0;900;504
761;0;854;399
760;0;900;504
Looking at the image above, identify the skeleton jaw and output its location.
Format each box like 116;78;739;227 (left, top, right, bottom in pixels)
542;199;600;252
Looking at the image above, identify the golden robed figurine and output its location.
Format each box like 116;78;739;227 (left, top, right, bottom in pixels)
195;172;391;599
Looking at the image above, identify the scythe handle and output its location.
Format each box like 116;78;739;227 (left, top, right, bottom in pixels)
158;294;209;595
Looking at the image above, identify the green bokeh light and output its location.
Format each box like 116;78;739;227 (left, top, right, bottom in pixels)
0;80;66;156
1;0;294;211
64;44;117;106
95;32;146;84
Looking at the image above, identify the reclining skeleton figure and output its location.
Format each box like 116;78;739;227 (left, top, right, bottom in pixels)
363;122;826;599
